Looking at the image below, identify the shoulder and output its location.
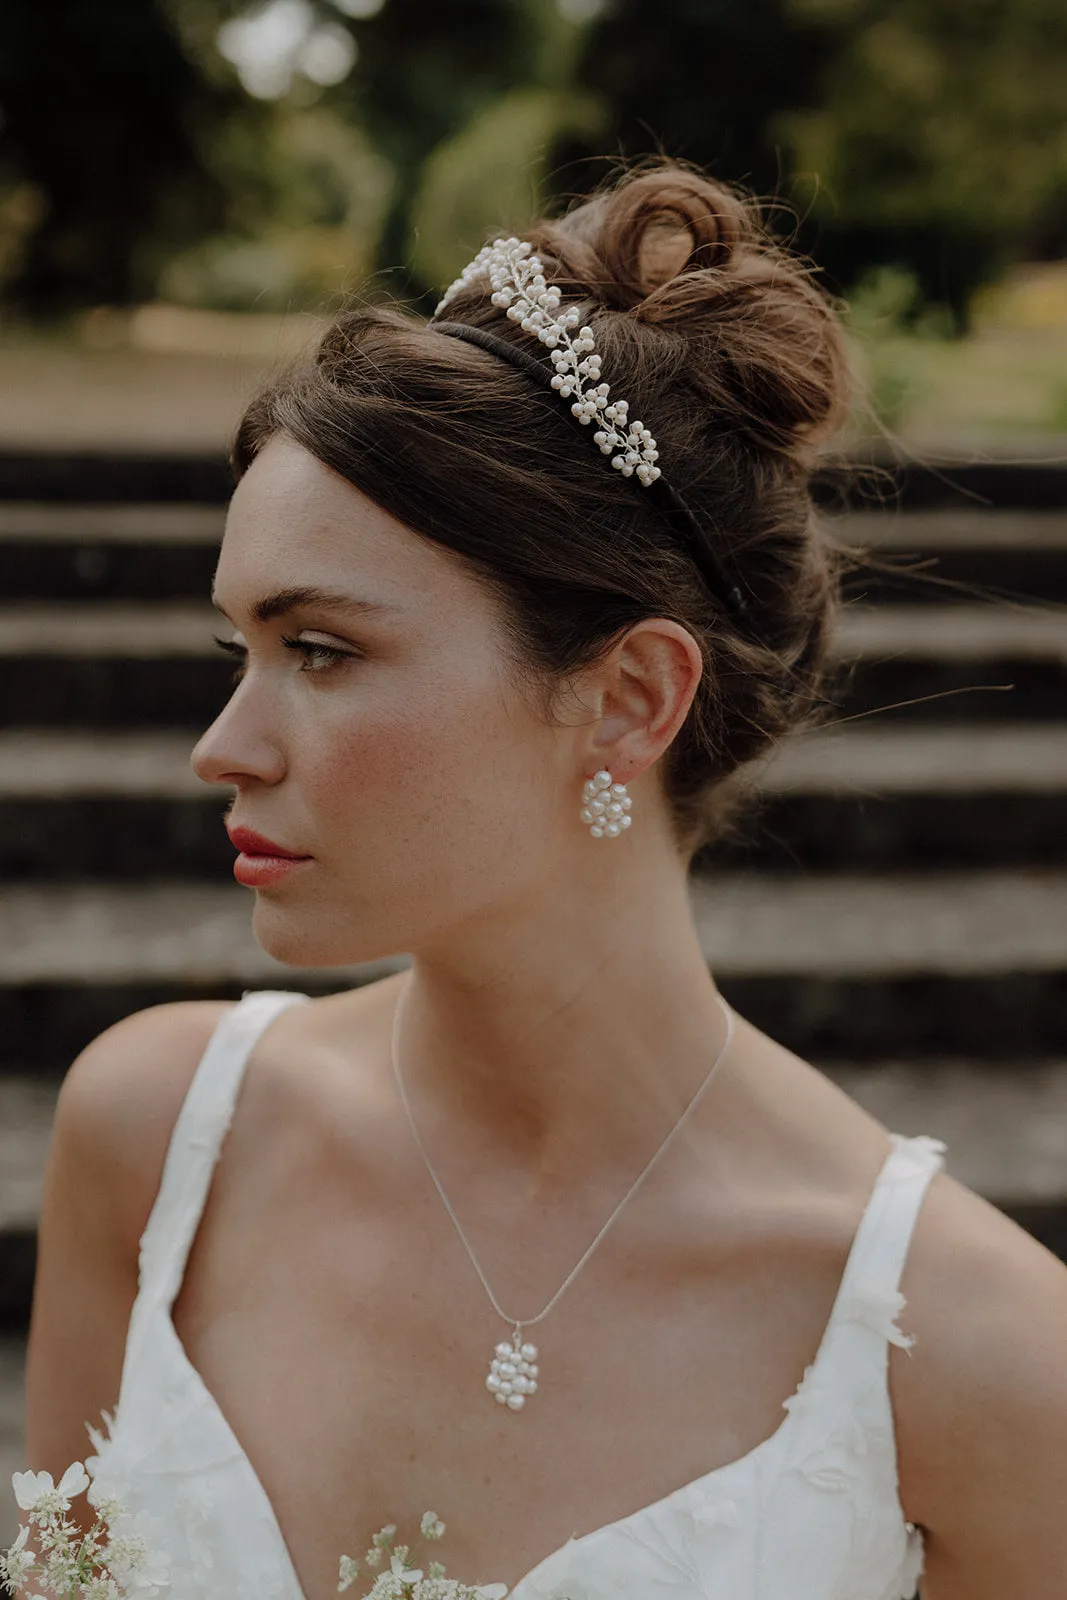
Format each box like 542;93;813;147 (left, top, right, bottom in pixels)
57;1000;236;1256
891;1166;1067;1596
62;999;236;1130
23;1003;235;1509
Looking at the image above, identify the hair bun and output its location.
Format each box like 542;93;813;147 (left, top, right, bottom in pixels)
527;158;851;453
535;165;749;306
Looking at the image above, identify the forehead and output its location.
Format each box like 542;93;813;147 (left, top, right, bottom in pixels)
215;433;459;602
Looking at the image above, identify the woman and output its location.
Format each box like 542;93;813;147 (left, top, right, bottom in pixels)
21;160;1067;1599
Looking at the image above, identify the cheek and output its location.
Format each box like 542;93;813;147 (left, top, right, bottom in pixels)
292;657;554;848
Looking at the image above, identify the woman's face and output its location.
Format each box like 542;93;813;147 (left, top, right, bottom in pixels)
192;433;575;968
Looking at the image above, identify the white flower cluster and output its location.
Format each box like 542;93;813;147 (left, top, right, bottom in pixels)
339;1513;507;1600
436;237;662;485
3;1460;168;1598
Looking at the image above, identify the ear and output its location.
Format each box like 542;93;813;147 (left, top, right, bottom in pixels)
586;617;704;778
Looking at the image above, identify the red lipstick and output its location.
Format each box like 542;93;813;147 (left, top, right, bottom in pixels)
227;826;313;888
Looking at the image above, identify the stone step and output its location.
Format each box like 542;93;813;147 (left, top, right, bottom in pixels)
834;509;1067;606
0;450;232;504
1;450;1064;508
3;724;1067;878
712;721;1067;870
1;1059;1065;1333
3;503;1066;604
832;603;1067;723
2;874;1066;1064
3;601;1065;728
0;503;226;601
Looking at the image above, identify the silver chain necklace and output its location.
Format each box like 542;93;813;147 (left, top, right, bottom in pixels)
388;975;736;1413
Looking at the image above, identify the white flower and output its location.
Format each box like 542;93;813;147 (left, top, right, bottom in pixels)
338;1550;363;1591
12;1461;90;1515
86;1485;127;1524
366;1573;412;1600
0;1521;38;1586
421;1511;446;1540
102;1504;172;1593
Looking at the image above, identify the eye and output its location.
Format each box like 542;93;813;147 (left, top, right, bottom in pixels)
212;634;247;685
280;634;356;673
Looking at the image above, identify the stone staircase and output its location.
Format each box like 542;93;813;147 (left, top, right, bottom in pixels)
1;451;1066;1492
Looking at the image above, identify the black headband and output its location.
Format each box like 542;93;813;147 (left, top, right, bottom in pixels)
431;318;751;621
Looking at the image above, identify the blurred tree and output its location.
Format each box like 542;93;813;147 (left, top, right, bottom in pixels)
549;0;831;217
157;102;393;312
551;0;1067;329
778;0;1067;329
0;0;259;315
332;0;545;304
408;83;606;293
405;6;609;293
4;0;1063;327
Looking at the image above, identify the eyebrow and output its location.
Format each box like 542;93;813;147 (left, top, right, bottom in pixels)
212;585;403;624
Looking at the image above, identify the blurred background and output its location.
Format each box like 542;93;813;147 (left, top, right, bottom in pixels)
2;0;1067;1514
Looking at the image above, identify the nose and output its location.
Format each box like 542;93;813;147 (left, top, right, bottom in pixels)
191;688;287;789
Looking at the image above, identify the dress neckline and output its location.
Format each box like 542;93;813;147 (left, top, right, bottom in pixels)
156;1129;908;1600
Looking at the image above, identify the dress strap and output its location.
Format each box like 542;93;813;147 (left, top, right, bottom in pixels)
776;1130;948;1469
137;990;310;1306
831;1131;948;1358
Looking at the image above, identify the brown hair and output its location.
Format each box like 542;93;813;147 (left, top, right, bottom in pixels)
234;156;854;864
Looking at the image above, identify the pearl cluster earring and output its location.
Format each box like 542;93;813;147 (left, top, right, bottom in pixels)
580;769;633;838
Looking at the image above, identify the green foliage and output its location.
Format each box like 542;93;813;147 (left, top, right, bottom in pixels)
0;0;258;314
547;0;1067;328
158;109;393;310
408;86;607;293
340;0;541;172
842;263;953;431
554;0;830;204
331;0;547;297
778;0;1067;325
2;0;1065;329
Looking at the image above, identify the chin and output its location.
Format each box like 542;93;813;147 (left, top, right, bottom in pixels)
249;899;390;972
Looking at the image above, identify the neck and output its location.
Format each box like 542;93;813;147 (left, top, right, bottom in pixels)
380;853;739;1201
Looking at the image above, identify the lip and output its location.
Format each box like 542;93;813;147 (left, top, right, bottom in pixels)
227;825;313;888
227;826;307;859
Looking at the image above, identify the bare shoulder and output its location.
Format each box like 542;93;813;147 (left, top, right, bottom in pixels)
743;1025;1067;1593
59;1000;236;1256
891;1165;1067;1597
23;1002;235;1503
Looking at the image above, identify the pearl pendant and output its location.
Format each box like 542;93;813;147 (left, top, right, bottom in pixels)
486;1332;539;1411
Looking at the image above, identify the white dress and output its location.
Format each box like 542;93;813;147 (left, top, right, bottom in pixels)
83;990;947;1600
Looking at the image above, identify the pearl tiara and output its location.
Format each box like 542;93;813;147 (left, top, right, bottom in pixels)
431;236;749;619
436;236;662;486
